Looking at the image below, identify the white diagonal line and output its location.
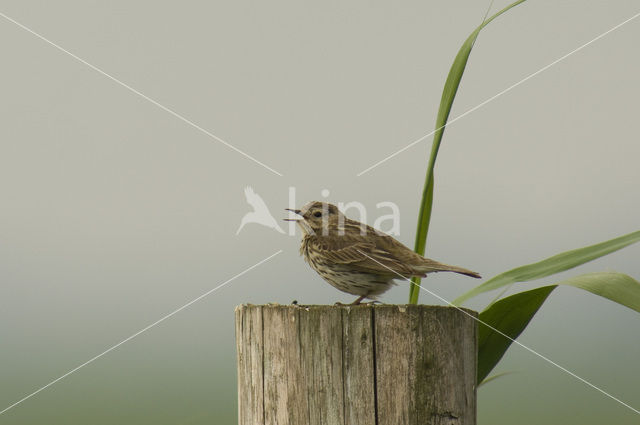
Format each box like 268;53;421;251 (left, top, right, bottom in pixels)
356;249;640;415
0;250;283;416
357;11;640;176
0;11;283;177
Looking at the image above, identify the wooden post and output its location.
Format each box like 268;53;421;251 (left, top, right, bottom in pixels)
235;304;477;425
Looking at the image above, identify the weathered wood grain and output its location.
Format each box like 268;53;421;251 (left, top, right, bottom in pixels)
235;305;263;425
235;304;477;425
374;305;477;425
300;307;344;425
342;306;376;424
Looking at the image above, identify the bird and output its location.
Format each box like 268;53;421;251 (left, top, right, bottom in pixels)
236;187;285;235
285;201;480;305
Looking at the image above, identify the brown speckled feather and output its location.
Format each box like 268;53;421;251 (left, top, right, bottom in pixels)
291;201;480;303
305;219;479;278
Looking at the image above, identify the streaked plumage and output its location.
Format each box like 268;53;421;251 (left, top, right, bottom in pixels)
286;201;480;304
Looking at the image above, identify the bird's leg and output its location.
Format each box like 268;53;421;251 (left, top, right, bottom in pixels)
335;295;379;306
334;295;366;306
350;295;367;305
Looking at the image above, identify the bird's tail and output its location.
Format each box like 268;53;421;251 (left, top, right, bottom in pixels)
441;264;481;279
417;260;481;279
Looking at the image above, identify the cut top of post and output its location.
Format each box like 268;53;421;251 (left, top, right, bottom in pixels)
236;304;478;425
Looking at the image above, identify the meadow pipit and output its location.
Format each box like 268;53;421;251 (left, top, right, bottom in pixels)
285;201;480;304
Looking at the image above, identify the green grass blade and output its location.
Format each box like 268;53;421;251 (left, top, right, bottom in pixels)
409;0;528;304
477;272;640;383
410;178;433;303
557;272;640;313
478;371;515;387
477;285;555;384
453;230;640;306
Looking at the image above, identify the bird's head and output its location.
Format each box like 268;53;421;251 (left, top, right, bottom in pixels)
285;201;344;235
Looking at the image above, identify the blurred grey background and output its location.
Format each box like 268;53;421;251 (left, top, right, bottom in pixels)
1;0;639;423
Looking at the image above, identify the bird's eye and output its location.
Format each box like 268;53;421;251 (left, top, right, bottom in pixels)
313;211;322;218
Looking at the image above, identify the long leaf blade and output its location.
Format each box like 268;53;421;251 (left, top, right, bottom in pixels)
409;0;528;304
477;272;640;384
477;285;555;384
453;230;640;306
557;272;640;313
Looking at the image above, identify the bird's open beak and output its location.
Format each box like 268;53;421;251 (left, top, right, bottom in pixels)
284;208;302;221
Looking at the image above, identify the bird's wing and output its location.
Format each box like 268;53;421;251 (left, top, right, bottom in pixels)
314;240;417;277
244;186;271;214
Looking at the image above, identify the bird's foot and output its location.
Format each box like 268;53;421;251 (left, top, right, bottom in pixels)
335;300;382;306
335;295;381;306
